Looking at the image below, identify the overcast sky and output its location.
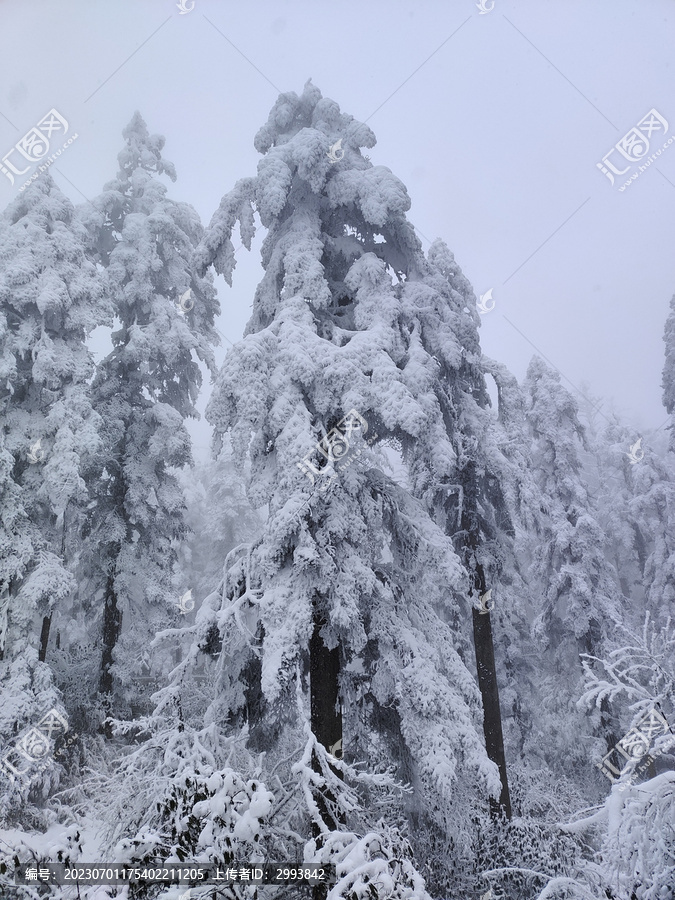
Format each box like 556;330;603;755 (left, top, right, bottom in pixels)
1;0;673;458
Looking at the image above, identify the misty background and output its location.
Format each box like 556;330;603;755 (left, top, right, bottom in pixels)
1;0;672;457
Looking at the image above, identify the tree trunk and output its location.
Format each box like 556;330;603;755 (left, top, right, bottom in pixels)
459;458;512;820
99;571;122;695
309;613;343;900
309;614;343;832
0;587;11;661
38;505;68;664
471;569;512;819
38;615;51;662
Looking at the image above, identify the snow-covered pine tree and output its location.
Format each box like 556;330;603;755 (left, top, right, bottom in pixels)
523;356;623;783
524;356;623;658
0;436;34;665
0;174;109;819
77;112;220;712
635;292;675;625
392;238;521;821
592;295;675;644
477;356;546;764
575;373;674;642
575;397;646;612
629;456;675;633
192;80;506;897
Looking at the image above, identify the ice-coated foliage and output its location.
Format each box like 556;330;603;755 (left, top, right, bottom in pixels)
522;357;624;789
0;174;111;822
0;435;34;658
308;823;433;900
104;724;273;877
629;448;675;628
194;80;503;893
76;112;220;707
599;771;675;899
524;357;622;659
662;292;675;452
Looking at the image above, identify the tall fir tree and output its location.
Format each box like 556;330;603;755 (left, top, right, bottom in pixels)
630;446;675;629
395;238;520;820
77;112;220;710
0;174;109;817
479;356;545;765
522;356;622;784
579;409;646;610
524;356;622;661
645;290;675;624
191;81;514;896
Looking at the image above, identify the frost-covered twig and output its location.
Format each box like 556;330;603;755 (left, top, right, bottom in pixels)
578;612;675;715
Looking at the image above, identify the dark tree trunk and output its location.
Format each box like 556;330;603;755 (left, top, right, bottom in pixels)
99;572;122;695
309;614;343;832
471;570;512;819
38;615;51;662
459;458;512;820
0;585;11;661
38;505;68;664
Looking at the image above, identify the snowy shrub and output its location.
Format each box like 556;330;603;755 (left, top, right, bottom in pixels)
596;773;675;900
0;823;83;900
306;821;433;900
94;725;272;890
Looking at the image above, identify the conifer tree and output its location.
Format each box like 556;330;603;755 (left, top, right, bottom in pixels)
394;238;519;819
646;292;675;624
78;113;220;707
582;413;647;609
193;81;509;895
524;357;622;659
478;356;544;764
0;174;107;816
630;447;675;629
523;356;622;781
